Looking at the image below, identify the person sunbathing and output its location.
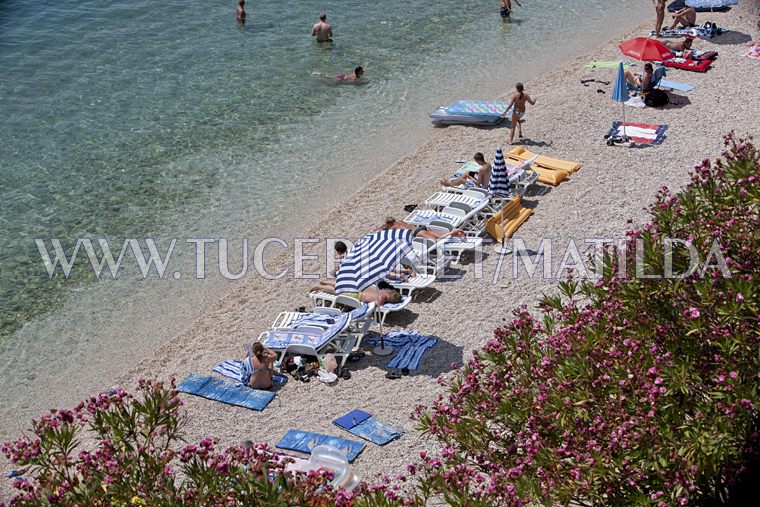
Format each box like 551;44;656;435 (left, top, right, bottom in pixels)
440;152;492;189
664;37;693;53
380;217;466;241
625;63;654;91
245;342;278;390
308;282;402;306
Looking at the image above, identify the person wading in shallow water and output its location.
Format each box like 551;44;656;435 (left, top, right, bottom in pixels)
311;12;333;43
500;0;522;20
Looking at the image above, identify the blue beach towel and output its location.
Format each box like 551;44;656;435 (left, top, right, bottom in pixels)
363;331;438;371
333;410;403;446
275;430;365;462
659;79;694;92
177;374;276;411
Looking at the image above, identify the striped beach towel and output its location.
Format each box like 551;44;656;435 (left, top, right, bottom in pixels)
608;122;668;145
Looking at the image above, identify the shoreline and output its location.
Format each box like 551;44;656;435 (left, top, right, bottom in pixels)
3;1;759;496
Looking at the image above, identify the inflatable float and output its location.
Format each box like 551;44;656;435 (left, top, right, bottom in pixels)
506;146;581;186
430;100;512;126
485;196;534;240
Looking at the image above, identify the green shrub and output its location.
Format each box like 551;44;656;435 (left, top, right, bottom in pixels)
413;132;759;506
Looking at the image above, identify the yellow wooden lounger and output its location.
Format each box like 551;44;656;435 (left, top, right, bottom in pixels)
507;146;583;173
485;196;534;241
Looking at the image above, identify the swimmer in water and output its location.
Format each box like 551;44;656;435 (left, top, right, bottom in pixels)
236;0;246;24
334;66;364;81
312;66;364;82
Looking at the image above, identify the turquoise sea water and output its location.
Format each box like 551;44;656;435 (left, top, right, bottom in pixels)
0;1;649;344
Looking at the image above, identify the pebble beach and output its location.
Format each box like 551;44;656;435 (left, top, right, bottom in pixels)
2;0;760;498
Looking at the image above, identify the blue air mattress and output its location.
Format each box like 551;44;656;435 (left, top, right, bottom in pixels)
430;100;512;126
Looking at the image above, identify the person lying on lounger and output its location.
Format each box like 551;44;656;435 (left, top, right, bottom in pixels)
625;63;654;91
440;152;492;190
380;217;467;241
245;342;278;390
308;282;403;306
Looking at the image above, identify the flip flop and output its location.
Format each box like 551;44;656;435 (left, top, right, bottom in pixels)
385;371;402;380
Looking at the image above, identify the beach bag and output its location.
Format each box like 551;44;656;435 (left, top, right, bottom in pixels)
644;89;669;108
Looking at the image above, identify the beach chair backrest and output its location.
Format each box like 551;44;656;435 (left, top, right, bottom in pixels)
652;66;666;89
441;206;466;218
448;201;473;213
428;220;453;231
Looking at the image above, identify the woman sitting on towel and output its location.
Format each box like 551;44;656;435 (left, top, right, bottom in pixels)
625;63;654;92
246;342;278;390
380;217;467;241
440;152;492;190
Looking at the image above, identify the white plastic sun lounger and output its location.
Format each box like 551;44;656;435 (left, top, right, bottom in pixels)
258;312;356;368
309;291;412;330
424;191;490;212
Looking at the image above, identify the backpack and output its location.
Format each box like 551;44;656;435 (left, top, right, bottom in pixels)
644;89;669;108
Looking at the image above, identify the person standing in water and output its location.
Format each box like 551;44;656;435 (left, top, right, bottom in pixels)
236;0;246;24
311;12;333;43
504;83;536;145
500;0;522;20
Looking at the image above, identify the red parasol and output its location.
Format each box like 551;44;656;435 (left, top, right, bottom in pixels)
618;37;673;62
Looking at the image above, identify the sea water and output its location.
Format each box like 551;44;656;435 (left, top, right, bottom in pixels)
0;0;649;431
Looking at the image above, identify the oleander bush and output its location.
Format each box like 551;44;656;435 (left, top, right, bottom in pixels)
0;379;348;506
2;133;758;506
411;132;759;506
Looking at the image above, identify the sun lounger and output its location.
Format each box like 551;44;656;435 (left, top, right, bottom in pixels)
308;291;411;332
424;191;489;212
440;236;483;263
485;196;534;241
506;146;583;174
257;312;358;369
372;295;412;327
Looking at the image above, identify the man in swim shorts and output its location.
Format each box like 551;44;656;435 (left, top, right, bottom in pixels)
311;12;333;43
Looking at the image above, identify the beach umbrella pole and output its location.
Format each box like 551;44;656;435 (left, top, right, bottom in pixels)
373;288;394;357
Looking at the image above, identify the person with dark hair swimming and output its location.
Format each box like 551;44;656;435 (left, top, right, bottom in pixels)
334;66;364;81
312;66;364;83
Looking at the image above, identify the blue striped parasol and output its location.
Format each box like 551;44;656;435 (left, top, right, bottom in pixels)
488;147;510;196
335;229;414;294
